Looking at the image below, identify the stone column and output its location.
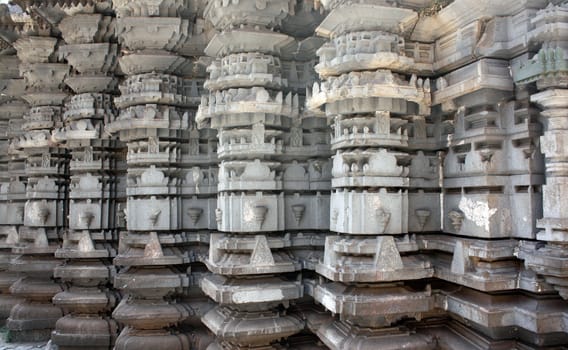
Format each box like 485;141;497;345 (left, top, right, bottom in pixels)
177;112;218;347
515;3;568;299
106;0;210;348
281;5;330;265
429;58;547;292
7;31;69;342
198;1;314;348
50;4;122;349
277;4;332;345
307;2;436;348
0;54;27;324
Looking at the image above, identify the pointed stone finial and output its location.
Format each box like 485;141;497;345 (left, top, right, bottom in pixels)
374;236;403;271
38;207;50;225
450;240;471;274
149;209;161;227
291;204;305;225
375;208;391;234
187;207;203;225
415;209;431;231
144;232;164;258
250;235;274;266
79;210;94;228
78;231;95;252
448;209;464;232
253;204;268;229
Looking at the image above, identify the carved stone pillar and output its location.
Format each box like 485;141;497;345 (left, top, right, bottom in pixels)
106;0;212;348
0;53;27;324
514;0;568;299
521;89;568;296
198;1;320;348
50;3;122;348
307;1;438;348
429;58;548;293
7;29;69;343
279;0;330;286
177;70;218;347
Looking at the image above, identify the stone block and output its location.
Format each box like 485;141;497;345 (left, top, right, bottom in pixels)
216;127;284;159
112;0;193;18
116;17;191;51
318;235;433;282
216;192;285;232
205;53;286;91
331;148;410;188
24;200;58;228
432;59;514;112
330;189;408;235
408;191;441;233
204;0;293;29
52;315;118;350
316;31;433;77
218;159;282;192
59;43;119;75
314;283;433;327
207;234;300;275
316;3;417;37
127;197;178;231
118;52;193;76
200;274;303;306
317;321;436;350
58;14;115;44
68;201;104;230
202;306;304;347
181;197;216;230
308;70;430;115
284;193;330;231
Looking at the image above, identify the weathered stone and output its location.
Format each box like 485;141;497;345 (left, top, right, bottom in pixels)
0;1;566;349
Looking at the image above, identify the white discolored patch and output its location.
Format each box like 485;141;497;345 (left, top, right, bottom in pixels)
458;197;498;232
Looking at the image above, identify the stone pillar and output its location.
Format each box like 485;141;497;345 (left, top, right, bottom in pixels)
198;1;315;348
429;58;548;292
106;0;210;348
307;2;437;348
176;59;218;349
282;5;330;260
7;31;69;342
50;5;122;349
515;2;568;299
277;3;332;345
0;54;27;324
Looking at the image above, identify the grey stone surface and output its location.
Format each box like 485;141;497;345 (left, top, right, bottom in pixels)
0;1;567;349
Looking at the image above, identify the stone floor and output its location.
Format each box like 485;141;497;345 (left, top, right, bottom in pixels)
0;342;48;350
0;330;50;350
